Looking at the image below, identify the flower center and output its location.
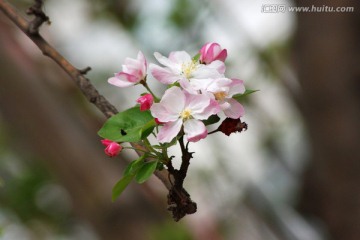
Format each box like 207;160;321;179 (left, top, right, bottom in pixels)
180;108;192;120
181;61;198;79
214;91;227;101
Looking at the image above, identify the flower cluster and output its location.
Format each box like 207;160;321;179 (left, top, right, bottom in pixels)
99;42;252;204
103;42;246;150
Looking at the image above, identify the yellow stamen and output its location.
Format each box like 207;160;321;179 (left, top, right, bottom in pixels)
214;91;227;101
180;108;192;120
181;61;198;79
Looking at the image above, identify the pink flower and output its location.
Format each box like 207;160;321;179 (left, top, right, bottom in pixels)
108;51;147;88
136;94;154;111
101;139;122;157
206;78;245;119
150;87;219;143
200;42;227;64
149;51;224;87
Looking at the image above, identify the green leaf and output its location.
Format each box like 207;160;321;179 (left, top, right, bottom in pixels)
202;115;220;126
123;156;146;176
112;174;134;202
192;53;200;62
98;106;155;142
140;119;156;139
232;89;259;103
135;161;158;184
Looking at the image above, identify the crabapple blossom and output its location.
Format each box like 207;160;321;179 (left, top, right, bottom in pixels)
101;139;122;157
206;78;246;119
136;94;154;111
199;42;227;64
108;51;147;87
149;51;225;90
150;87;219;143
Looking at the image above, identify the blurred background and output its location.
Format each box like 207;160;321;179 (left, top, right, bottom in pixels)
0;0;359;239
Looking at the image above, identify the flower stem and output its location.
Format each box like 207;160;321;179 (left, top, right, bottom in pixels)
140;80;160;102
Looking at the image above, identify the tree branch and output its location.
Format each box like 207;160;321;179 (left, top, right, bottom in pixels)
0;0;193;220
0;0;117;118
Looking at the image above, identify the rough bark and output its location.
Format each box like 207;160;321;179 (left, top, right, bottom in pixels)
294;1;360;239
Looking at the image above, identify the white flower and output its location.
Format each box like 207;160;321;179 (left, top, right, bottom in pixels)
150;87;219;143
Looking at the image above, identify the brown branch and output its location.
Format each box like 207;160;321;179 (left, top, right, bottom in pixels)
0;0;117;118
0;0;190;218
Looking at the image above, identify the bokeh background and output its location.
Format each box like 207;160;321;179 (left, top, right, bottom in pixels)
0;0;359;239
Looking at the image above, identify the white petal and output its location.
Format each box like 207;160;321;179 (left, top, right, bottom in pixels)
169;51;192;64
183;119;207;142
185;93;210;116
108;77;135;87
223;98;245;118
154;52;179;70
228;79;245;97
157;119;182;143
150;104;179;122
150;64;180;84
207;60;226;74
160;87;186;115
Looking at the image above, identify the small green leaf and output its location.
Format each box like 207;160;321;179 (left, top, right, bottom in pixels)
192;53;200;62
202;115;220;126
98;106;155;142
123;157;145;176
135;161;158;184
232;89;259;103
112;174;134;202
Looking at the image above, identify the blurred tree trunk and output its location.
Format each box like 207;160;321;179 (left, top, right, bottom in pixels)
0;15;166;240
294;1;360;239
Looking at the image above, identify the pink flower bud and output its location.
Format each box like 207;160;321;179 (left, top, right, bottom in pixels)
136;94;154;111
101;139;122;157
199;42;227;64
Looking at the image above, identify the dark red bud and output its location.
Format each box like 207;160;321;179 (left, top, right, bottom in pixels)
218;118;247;136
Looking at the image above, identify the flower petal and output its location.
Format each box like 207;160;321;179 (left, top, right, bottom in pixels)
150;104;179;122
169;51;192;64
160;87;186;115
185;93;210;115
183;119;207;142
223;98;245;118
108;76;136;87
150;64;181;84
228;79;245;97
157;119;182;143
153;52;179;70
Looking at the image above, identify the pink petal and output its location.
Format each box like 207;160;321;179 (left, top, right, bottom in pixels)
201;98;221;118
137;51;147;71
168;51;192;64
223;98;245;119
207;60;226;74
150;64;180;84
214;49;227;62
183;119;207;142
150;104;179;122
179;79;199;94
185;93;211;117
228;78;245;96
153;52;179;69
160;87;186;116
157;119;183;143
108;76;136;87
